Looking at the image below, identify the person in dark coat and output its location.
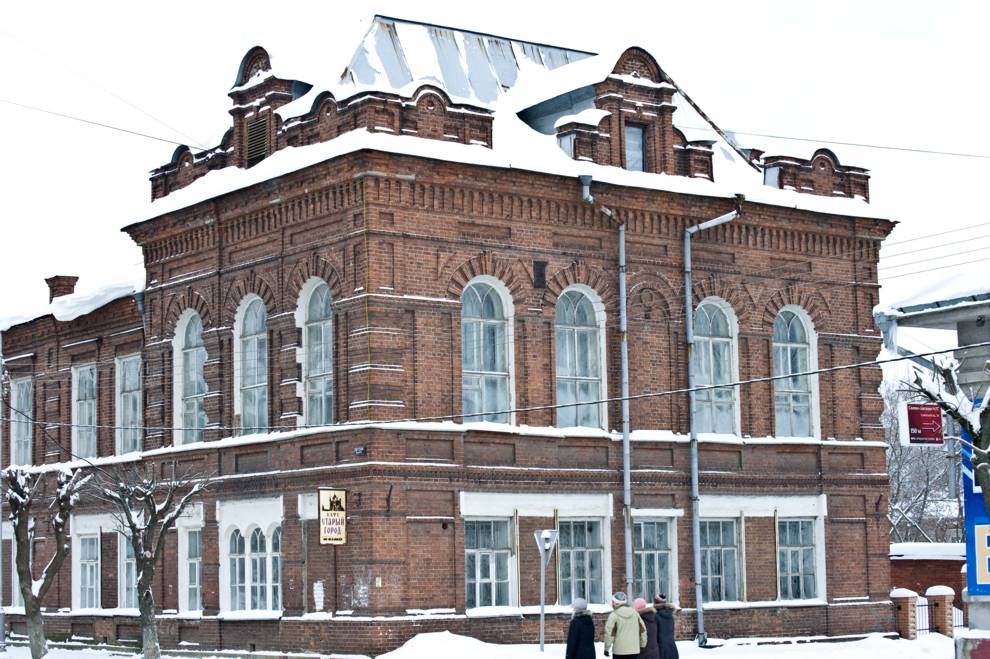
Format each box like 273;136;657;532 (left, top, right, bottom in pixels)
653;595;679;659
633;598;660;659
565;597;596;659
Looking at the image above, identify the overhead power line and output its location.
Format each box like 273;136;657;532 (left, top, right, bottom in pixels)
0;97;190;147
3;340;987;436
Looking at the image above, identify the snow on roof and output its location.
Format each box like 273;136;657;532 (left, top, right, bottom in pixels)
135;17;892;228
889;542;965;561
0;280;140;333
553;107;610;129
877;271;990;317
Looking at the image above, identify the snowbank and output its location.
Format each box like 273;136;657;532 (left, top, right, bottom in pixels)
376;630;949;659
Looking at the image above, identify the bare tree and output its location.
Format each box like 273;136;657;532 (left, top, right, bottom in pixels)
3;467;89;659
882;379;962;542
91;463;208;659
907;357;990;517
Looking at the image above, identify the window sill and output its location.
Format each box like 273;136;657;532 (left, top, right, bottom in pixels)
700;598;827;610
216;610;283;620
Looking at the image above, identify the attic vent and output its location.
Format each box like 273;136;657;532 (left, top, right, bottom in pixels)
246;117;268;168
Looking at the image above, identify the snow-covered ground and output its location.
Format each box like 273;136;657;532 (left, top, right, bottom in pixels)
0;631;954;659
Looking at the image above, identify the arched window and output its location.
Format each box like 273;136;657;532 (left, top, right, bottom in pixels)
305;283;333;425
692;301;737;434
271;527;282;610
249;528;268;609
229;530;246;611
555;289;603;428
240;299;268;433
461;281;511;423
773;309;815;437
178;313;208;444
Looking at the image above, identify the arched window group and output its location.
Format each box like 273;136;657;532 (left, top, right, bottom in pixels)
228;526;281;611
691;299;818;438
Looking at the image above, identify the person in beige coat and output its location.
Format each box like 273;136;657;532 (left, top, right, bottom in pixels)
603;592;647;658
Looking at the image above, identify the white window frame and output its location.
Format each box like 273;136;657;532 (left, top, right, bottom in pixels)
460;276;515;424
10;376;33;465
118;533;138;610
218;497;283;613
177;503;205;613
233;295;269;434
463;517;516;609
699;518;741;604
71;364;98;459
772;305;821;439
624;123;646;172
693;297;741;435
632;517;676;603
172;309;209;445
557;518;607;605
115;354;143;454
555;285;608;430
777;517;819;601
71;513;115;610
294;277;334;428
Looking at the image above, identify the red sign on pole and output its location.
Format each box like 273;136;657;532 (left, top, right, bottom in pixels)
898;402;944;446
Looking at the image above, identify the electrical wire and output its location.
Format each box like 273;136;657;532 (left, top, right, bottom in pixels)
0;98;193;148
3;340;987;436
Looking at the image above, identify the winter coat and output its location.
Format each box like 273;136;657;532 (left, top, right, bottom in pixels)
565;611;596;659
604;603;647;656
655;604;679;659
636;607;660;659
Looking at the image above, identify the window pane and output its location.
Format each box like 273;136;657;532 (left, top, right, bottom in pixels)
625;125;645;171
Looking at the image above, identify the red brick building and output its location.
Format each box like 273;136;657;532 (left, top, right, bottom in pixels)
0;16;895;654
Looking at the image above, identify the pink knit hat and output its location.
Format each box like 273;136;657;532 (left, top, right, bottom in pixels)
633;597;648;610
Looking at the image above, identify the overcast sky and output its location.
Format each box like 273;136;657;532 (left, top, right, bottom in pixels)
2;0;988;333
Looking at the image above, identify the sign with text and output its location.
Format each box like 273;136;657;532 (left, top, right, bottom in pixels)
962;422;990;596
897;402;944;446
319;488;347;545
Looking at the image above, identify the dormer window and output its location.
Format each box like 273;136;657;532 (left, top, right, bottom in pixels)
624;124;646;172
246;116;268;168
557;133;575;158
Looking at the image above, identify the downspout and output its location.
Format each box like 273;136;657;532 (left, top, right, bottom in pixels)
579;175;634;602
684;194;743;646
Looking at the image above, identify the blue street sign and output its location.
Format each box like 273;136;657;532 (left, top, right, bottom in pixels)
962;424;990;595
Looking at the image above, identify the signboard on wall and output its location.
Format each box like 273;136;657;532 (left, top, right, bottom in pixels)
319;488;347;545
897;402;944;446
962;425;990;596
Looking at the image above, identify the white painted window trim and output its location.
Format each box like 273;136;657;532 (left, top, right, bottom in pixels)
555;284;609;431
776;516;828;603
698;517;742;604
71;363;98;458
172;309;208;446
460;275;516;425
294;277;333;428
462;516;518;609
232;294;268;431
698;494;828;605
176;503;204;613
115;354;143;455
772;304;821;439
71;512;117;610
10;376;33;466
694;297;741;435
459;492;613;518
217;497;282;613
631;515;679;605
557;517;610;605
118;532;138;610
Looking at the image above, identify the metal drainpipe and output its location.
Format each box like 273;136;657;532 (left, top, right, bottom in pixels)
578;175;634;602
684;195;743;646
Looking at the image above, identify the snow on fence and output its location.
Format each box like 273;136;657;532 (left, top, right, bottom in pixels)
954;605;966;629
916;596;931;635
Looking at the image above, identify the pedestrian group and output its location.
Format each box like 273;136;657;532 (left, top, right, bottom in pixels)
566;591;679;659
